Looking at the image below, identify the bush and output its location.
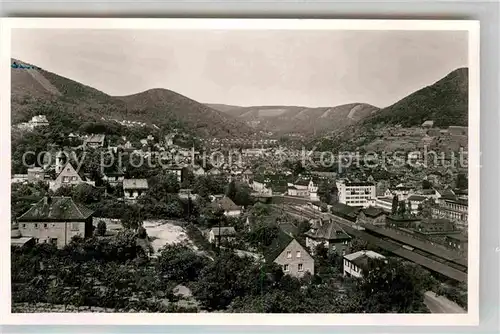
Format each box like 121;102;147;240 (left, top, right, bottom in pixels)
96;220;107;236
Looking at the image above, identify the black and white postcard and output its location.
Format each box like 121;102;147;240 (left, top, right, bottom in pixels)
0;18;480;326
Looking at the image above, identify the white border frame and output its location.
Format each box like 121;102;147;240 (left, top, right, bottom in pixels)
0;18;480;326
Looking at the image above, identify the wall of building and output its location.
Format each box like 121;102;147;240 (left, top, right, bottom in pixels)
343;258;363;278
337;183;376;207
358;212;386;226
274;239;314;278
19;219;91;248
224;209;241;217
306;237;349;255
124;189;147;199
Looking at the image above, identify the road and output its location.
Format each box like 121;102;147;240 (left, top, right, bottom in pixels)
424;291;466;313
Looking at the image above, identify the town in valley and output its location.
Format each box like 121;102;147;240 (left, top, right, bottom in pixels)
10;29;469;314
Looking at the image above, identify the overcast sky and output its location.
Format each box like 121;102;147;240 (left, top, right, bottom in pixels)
12;29;468;108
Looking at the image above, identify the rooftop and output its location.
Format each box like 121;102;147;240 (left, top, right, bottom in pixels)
444;198;468;206
330;203;361;221
446;234;468;242
294;178;311;186
305;220;351;241
85;134;106;143
210;226;236;236
344;182;375;187
344;250;386;271
278;221;299;237
18;196;94;222
376;197;393;204
11;237;35;247
362;224;467;267
362;206;386;218
340;223;467;282
123;178;149;190
211;196;241;211
407;195;427;202
264;231;295;263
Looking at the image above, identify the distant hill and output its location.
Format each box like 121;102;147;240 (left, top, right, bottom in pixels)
312;68;469;152
208;103;380;136
11;58;253;138
206;103;244;114
362;67;468;128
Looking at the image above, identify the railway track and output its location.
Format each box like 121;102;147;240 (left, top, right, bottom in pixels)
276;204;467;282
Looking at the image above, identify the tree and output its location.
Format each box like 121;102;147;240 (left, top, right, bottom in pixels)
191;251;261;311
422;179;432;189
420;199;433;218
121;205;142;229
398;201;407;216
156;244;209;282
96;220;107;236
357;258;434;313
54;186;73;197
391;195;399;215
245;221;279;250
193;175;226;198
73;183;101;204
181;169;196;189
348;238;370;253
225;181;237;201
137;226;148;239
233;184;252;207
456;173;468;190
251;202;270;217
148;172;180;201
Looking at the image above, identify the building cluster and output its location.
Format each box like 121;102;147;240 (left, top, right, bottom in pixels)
10;115;469;288
16;115;49;131
287;178;319;201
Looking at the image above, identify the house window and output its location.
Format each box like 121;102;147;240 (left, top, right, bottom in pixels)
298;263;304;272
50;238;57;245
283;264;289;272
71;176;77;181
34;223;38;228
44;223;48;228
296;251;301;258
71;222;79;231
62;176;69;183
22;224;26;228
286;251;292;259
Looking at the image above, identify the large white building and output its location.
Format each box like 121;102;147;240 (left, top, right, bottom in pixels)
336;180;376;208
